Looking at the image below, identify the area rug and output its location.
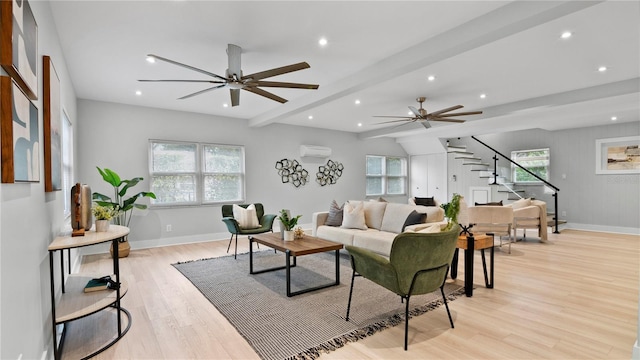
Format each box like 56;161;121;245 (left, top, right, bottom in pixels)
173;250;464;360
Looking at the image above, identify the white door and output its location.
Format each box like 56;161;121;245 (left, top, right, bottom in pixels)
469;186;491;205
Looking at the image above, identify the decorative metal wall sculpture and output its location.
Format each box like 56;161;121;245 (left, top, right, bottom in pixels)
316;160;343;186
275;159;309;187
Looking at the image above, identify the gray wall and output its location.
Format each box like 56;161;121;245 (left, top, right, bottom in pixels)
76;99;408;250
448;121;640;233
0;2;78;359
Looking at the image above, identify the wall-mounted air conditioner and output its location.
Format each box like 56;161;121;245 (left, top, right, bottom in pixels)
299;145;332;158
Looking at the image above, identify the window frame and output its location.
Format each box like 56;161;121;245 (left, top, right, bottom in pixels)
511;147;550;184
149;140;246;207
365;155;407;196
61;110;73;218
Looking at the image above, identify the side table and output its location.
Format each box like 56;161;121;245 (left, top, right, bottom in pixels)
450;233;494;297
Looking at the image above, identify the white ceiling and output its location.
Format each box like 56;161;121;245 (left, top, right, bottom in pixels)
49;0;639;152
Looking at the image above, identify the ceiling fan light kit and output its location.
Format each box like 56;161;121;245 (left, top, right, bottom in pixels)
139;44;319;107
373;97;483;129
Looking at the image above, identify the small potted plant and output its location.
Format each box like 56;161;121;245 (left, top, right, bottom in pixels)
92;204;119;232
278;209;302;241
440;193;462;231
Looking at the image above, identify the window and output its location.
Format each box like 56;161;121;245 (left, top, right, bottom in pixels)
366;155;407;196
511;148;550;183
149;140;245;206
61;111;73;217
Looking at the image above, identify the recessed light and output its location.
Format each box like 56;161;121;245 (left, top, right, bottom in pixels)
561;31;572;39
480;93;487;99
146;56;156;63
308;115;313;120
408;111;413;116
611;116;617;121
427;75;436;82
135;90;142;96
223;103;229;108
355;99;361;105
598;66;607;72
318;37;328;46
357;123;362;127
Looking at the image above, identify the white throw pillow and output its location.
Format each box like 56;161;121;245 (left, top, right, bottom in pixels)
233;204;260;229
363;201;387;230
341;201;368;230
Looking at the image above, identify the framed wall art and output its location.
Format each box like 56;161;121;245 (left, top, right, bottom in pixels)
1;76;40;183
43;55;62;191
595;136;640;175
0;0;38;100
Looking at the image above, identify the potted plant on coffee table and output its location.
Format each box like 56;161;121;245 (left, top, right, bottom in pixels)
278;209;302;241
93;167;156;257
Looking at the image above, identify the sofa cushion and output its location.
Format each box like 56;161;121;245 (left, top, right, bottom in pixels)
364;201;387;230
380;203;421;234
342;201;367;230
325;200;344;226
353;230;397;256
414;196;436;206
233;204;260;229
316;225;359;246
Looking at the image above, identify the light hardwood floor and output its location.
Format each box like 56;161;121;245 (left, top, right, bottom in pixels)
63;229;639;359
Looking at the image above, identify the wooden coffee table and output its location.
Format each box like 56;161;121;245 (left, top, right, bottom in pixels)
248;232;343;297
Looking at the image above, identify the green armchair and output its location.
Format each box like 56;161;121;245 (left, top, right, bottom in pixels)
345;225;460;350
221;203;277;259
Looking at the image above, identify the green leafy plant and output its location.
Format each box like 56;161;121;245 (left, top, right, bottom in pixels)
440;193;462;231
92;167;156;238
278;209;302;231
92;204;119;221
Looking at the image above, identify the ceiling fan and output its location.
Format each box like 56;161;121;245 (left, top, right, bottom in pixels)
374;97;482;129
139;44;319;107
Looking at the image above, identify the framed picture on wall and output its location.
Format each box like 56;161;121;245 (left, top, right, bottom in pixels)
595;136;640;175
1;76;40;183
44;55;62;191
0;0;39;100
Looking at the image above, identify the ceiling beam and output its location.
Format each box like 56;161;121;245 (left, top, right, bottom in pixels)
249;0;602;128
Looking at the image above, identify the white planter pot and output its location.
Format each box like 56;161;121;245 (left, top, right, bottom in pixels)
283;230;295;241
95;220;110;232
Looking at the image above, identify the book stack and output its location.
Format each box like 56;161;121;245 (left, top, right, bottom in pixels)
84;276;115;293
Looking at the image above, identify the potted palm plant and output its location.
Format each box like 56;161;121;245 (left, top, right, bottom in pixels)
278;209;302;241
93;167;156;257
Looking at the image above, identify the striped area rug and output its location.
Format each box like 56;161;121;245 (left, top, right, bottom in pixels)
173;250;464;360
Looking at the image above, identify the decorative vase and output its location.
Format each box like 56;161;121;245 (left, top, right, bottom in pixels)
95;220;110;232
70;183;92;231
283;230;295;241
110;240;131;258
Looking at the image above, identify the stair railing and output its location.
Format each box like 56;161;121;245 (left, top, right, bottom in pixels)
471;136;561;233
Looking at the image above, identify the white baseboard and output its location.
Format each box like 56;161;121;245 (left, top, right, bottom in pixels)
562;223;640;235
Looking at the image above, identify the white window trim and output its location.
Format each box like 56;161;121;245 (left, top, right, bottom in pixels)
366;155;407;196
511;147;550;184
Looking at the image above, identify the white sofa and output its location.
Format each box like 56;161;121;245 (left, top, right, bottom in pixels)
312;200;445;256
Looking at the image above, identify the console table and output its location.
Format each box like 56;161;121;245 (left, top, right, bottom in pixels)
48;225;131;360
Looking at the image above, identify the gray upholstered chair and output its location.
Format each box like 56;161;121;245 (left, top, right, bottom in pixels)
345;225;460;350
221;203;276;259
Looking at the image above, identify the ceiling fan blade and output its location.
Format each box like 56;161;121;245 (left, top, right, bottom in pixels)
430;118;466;123
242;62;310;81
177;84;227;100
138;79;226;83
243;86;287;103
428;105;464;117
373;119;414;125
251;81;319;89
147;54;227;81
227;44;242;79
230;89;240;107
373;115;414;119
434;111;483;117
408;106;422;117
421;121;432;129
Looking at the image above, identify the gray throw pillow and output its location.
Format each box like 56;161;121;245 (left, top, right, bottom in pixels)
325;200;344;226
403;210;426;231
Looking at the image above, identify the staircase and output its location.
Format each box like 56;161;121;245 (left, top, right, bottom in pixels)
447;139;563;233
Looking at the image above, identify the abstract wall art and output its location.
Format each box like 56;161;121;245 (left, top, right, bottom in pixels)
275;158;309;188
316;160;343;186
0;0;38;100
1;76;40;183
595;136;640;175
43;55;62;191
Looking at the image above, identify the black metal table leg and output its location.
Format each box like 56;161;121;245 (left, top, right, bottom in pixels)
450;248;459;279
335;249;340;285
464;235;475;297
